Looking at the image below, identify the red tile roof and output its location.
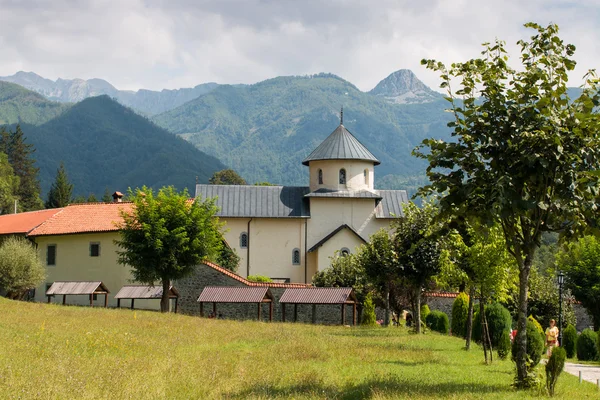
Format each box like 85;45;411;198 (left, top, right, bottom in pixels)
425;291;460;298
202;261;311;288
0;208;63;235
28;203;133;236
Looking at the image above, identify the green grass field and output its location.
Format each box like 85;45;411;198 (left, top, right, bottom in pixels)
0;298;597;399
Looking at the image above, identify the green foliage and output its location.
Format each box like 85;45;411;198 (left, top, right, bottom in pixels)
0;236;45;299
246;275;272;283
417;22;600;385
426;310;449;334
546;346;566;396
45;162;73;208
216;242;240;273
116;186;223;312
485;303;513;348
0;81;69;125
512;318;545;370
361;293;377;326
209;169;246;185
562;324;577;359
0;152;19;214
498;330;511;360
312;251;370;305
101;188;112;203
420;304;431;324
576;329;599;361
451;292;469;338
557;236;600;330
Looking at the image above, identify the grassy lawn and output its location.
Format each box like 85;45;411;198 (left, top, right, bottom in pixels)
0;298;598;399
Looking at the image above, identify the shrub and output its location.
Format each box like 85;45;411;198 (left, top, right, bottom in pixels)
246;275;272;283
451;292;469;337
545;346;566;397
562;324;577;359
420;304;430;325
426;310;449;334
361;293;377;326
498;329;511;360
512;318;545;370
0;237;45;300
473;303;512;347
576;328;599;361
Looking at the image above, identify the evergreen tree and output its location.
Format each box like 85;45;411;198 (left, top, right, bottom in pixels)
0;152;19;215
6;125;43;211
45;162;73;208
87;193;98;203
101;188;112;202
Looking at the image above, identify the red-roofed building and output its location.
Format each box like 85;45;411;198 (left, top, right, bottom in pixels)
0;208;63;236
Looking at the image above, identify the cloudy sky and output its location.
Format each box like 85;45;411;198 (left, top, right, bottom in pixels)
1;0;599;92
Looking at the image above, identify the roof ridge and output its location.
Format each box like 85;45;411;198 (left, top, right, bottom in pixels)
201;261;311;288
28;208;66;235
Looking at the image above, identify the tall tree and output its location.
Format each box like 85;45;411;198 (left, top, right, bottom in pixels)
0;152;19;214
5;125;43;211
416;23;600;386
45;162;73;208
0;236;45;300
116;186;223;312
209;169;246;185
101;188;112;203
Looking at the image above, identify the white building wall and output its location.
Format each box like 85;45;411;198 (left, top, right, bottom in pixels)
308;159;375;192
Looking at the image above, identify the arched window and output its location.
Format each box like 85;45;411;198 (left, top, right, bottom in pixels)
292;248;301;265
240;232;248;249
364;169;369;185
339;169;346;185
318;169;323;185
340;248;350;257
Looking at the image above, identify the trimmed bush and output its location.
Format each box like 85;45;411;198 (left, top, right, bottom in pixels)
426;310;449;334
472;303;512;347
361;293;377;326
420;304;430;325
576;328;599;361
562;324;577;359
451;292;469;337
246;275;272;283
512;318;545;370
546;346;566;396
498;329;511;360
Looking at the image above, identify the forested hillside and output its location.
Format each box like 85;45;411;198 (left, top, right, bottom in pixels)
153;73;451;192
0;81;70;125
17;96;225;196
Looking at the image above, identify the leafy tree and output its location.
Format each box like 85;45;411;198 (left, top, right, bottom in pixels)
394;201;442;333
45;162;73;208
209;169;246;185
416;23;600;385
116;186;223;312
0;152;19;215
557;236;600;330
360;229;398;326
5;126;43;211
0;236;45;300
217;241;240;272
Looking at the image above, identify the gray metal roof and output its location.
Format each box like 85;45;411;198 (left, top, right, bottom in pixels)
302;124;380;166
197;286;273;303
114;285;179;299
375;190;409;218
305;188;382;199
279;287;357;304
308;224;366;253
46;281;109;295
195;185;310;218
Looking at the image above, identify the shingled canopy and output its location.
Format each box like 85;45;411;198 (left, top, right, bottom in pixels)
279;287;357;325
114;285;180;313
197;286;275;321
46;281;110;307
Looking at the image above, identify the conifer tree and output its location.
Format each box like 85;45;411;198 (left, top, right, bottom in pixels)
101;188;112;202
0;152;19;215
6;125;43;211
45;162;73;208
87;193;98;203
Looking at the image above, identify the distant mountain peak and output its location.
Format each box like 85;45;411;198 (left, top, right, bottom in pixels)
369;69;440;104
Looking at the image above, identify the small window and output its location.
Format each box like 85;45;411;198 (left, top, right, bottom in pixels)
292;248;301;265
318;169;323;185
90;243;100;257
92;294;98;301
240;232;248;249
47;245;56;266
339;169;346;185
341;247;350;257
364;169;369;185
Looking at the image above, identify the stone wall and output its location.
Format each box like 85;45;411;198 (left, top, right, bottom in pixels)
175;263;357;325
424;296;455;324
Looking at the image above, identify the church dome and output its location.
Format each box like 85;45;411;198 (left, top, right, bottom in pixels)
302;124;380;166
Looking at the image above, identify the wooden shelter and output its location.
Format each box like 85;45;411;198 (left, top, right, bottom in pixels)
197;286;274;321
46;281;110;307
114;285;180;313
279;287;357;325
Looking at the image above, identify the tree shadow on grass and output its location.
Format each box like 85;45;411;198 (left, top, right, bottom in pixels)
226;376;508;399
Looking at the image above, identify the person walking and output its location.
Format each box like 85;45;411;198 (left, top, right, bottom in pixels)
545;319;559;356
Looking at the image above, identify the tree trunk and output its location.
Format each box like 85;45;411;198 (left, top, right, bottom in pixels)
480;300;488;364
483;309;493;364
384;284;390;327
415;288;422;334
515;259;532;385
465;284;475;350
160;278;170;313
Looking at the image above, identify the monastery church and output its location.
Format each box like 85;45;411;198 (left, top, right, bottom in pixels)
0;116;408;308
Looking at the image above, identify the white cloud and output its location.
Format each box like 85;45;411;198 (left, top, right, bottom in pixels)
0;0;598;92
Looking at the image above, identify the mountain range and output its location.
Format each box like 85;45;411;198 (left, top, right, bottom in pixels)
0;69;452;197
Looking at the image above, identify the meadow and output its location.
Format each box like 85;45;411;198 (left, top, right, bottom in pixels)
0;298;597;399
